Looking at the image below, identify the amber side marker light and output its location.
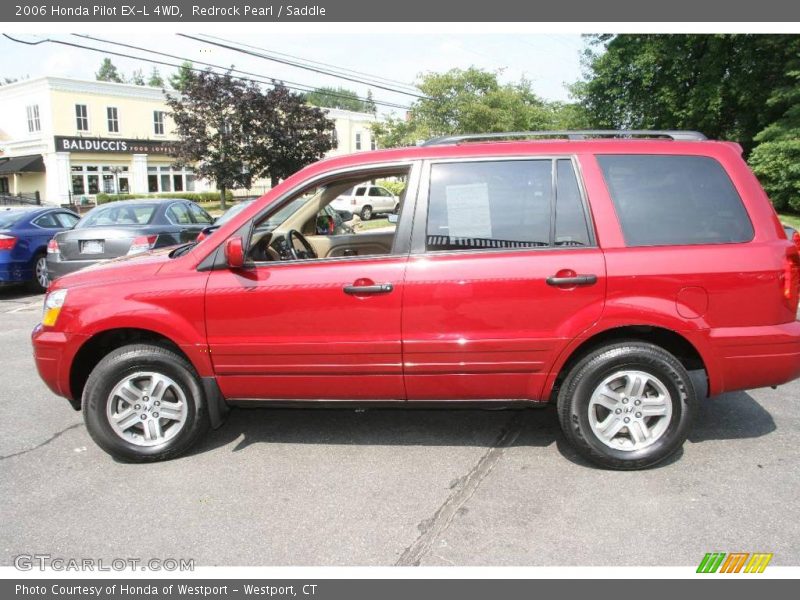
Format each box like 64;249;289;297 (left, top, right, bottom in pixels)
42;289;68;327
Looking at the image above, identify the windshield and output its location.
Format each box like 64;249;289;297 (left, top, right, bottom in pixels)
0;210;30;229
215;201;253;226
78;203;157;228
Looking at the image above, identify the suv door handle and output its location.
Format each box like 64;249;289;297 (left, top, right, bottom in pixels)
546;274;598;287
343;282;394;295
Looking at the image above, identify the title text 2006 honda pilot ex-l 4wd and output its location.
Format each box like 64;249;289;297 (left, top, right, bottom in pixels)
32;131;800;470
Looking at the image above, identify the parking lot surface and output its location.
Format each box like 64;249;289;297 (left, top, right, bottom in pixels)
1;286;799;566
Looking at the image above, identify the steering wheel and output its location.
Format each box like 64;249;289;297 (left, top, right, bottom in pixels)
286;229;318;260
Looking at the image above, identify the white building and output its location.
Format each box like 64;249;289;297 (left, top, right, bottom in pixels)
0;76;381;206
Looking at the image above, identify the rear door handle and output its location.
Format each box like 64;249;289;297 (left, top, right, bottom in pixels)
343;283;394;295
546;274;598;287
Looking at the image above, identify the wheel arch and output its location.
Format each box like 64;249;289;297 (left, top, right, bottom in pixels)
546;324;711;402
69;328;194;408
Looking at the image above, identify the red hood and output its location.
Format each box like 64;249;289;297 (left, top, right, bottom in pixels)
49;248;175;291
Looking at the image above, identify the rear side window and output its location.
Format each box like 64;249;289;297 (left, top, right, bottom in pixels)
33;213;61;228
425;159;593;251
598;155;753;247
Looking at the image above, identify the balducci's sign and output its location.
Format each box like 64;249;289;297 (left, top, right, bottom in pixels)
54;136;176;154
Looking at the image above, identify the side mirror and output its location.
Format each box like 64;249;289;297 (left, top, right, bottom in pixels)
224;236;245;269
337;210;354;222
387;213;399;224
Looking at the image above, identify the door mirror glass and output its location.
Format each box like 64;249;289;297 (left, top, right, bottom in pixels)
225;236;245;268
387;213;399;224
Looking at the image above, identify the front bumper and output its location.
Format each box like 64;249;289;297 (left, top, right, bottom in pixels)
31;323;86;409
710;320;800;393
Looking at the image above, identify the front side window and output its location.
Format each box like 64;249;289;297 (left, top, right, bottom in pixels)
153;111;165;135
598;154;754;247
189;203;213;224
26;105;40;133
75;104;88;131
106;107;119;133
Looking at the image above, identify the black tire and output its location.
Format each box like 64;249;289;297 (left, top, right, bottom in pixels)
27;252;49;293
360;205;373;221
557;342;697;470
82;344;209;462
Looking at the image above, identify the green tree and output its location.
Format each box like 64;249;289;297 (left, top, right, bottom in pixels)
96;58;124;83
372;67;582;148
169;61;196;92
574;34;800;154
166;70;335;208
147;67;165;88
129;69;145;86
305;86;372;112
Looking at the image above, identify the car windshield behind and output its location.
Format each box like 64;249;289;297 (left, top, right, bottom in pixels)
78;203;157;228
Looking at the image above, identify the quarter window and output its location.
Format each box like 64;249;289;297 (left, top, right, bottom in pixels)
75;104;89;131
598;155;754;247
26;105;40;133
107;107;119;133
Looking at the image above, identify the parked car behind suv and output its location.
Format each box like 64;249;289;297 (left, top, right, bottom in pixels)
47;198;213;280
32;131;800;469
329;183;399;220
0;206;79;292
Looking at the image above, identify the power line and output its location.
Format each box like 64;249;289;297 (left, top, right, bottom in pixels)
2;34;411;111
72;34;407;110
179;33;429;100
200;33;421;92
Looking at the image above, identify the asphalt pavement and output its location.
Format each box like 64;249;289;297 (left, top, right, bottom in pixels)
1;285;798;567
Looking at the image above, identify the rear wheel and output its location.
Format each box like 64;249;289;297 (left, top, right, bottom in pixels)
82;344;209;462
360;205;373;221
557;342;697;470
27;253;49;293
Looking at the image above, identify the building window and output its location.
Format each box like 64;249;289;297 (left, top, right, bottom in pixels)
0;177;9;194
75;104;89;132
153;111;165;135
71;165;129;197
147;165;195;193
355;132;362;151
370;136;377;151
106;107;119;133
26;105;41;133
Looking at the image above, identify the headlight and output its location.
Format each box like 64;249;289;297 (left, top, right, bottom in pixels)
42;289;68;327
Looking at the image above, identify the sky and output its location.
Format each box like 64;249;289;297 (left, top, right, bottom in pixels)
0;33;586;115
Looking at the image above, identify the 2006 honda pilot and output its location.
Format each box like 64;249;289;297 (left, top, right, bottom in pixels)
32;131;800;469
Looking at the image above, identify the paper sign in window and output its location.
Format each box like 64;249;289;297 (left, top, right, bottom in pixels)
445;183;492;239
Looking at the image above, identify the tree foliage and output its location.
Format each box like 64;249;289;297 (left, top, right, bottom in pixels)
372;67;585;148
574;34;800;154
304;86;374;113
95;58;124;83
166;70;335;208
169;61;196;92
147;67;165;88
129;69;145;86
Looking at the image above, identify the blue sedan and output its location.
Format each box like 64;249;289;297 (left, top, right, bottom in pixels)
0;206;80;292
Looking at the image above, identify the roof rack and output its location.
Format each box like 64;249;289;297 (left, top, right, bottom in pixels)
420;130;708;146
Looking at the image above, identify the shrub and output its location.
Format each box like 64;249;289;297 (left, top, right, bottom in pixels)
96;191;233;205
749;139;800;213
375;179;407;196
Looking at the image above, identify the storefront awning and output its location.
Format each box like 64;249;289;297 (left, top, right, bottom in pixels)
0;154;45;175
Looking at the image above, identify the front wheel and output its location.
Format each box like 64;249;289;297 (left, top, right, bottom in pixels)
557;342;697;470
82;344;209;462
360;205;373;221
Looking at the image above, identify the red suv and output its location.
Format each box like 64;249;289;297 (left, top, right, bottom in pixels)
31;131;800;469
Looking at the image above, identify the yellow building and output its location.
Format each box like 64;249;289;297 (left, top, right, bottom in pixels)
0;76;381;206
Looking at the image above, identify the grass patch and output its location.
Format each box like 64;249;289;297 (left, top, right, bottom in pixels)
779;213;800;229
353;218;391;232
